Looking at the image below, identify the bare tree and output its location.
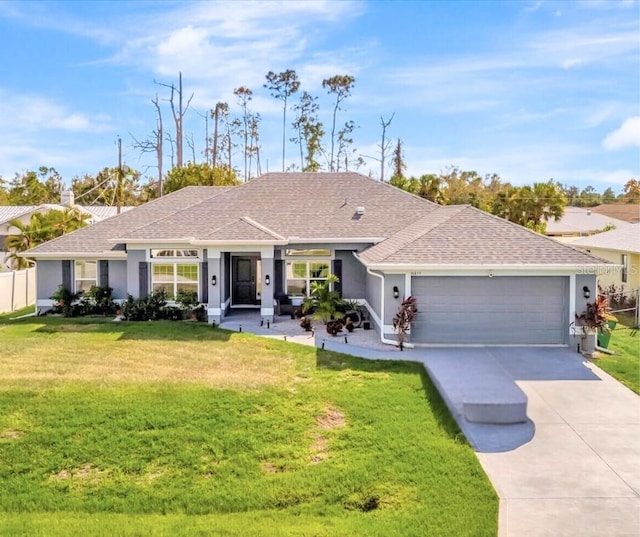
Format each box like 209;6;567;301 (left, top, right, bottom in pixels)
391;138;406;180
291;91;323;171
156;72;193;169
186;132;196;163
211;102;229;168
131;95;164;196
322;75;355;171
360;113;395;181
234;86;253;182
264;69;300;172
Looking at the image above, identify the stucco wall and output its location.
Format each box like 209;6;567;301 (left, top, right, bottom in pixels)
335;250;366;299
126;250;146;297
578;247;639;291
364;270;382;332
571;273;598;352
108;260;128;300
36;260;63;311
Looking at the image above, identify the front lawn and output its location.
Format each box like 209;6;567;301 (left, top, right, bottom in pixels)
596;317;640;394
0;316;497;536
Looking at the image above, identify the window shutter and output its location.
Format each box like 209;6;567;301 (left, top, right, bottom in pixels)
62;260;72;291
138;262;149;298
99;260;109;287
200;261;209;303
275;260;283;294
332;259;342;297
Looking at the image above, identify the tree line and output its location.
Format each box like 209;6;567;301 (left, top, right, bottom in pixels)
389;167;639;232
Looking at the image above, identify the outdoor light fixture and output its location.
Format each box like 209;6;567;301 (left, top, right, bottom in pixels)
265;274;270;286
211;275;217;286
583;286;590;299
393;286;400;299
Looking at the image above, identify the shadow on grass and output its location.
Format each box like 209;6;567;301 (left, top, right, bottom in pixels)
315;349;463;443
27;317;234;342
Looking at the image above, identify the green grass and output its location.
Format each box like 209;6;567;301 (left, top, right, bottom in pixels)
596;316;640;394
0;316;497;536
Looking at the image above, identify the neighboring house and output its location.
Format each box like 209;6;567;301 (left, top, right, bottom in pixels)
0;192;134;270
545;206;631;243
25;172;613;346
571;224;640;291
591;203;640;224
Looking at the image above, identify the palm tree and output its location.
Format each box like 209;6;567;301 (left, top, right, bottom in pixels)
4;208;90;270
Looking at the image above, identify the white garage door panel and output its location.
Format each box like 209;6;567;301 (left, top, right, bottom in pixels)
411;276;568;344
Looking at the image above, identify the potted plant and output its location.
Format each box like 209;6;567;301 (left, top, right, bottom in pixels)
302;274;345;333
575;295;616;333
575;295;617;351
392;296;418;351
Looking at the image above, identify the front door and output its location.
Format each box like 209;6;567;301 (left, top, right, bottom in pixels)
232;257;257;305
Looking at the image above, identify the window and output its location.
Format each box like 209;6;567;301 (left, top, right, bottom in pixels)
150;249;199;258
151;263;199;299
75;260;97;293
286;260;330;297
622;254;628;283
285;248;331;257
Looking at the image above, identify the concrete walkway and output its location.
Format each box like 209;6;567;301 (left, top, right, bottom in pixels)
218;313;640;536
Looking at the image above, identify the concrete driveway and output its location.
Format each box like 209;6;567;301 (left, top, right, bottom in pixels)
455;348;640;537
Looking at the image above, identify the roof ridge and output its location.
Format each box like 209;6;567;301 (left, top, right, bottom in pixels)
463;205;613;264
240;216;286;240
361;205;467;263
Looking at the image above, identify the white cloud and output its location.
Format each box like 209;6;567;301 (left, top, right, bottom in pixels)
0;92;112;133
603;116;640;150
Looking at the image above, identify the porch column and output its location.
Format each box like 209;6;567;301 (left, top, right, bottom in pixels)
207;251;222;325
261;252;275;323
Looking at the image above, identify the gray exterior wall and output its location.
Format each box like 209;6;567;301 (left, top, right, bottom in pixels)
36;260;63;309
108;260;128;300
364;270;382;333
335;250;366;299
126;250;146;297
383;274;405;340
572;273;598;352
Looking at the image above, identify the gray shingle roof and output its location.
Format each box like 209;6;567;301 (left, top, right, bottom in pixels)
571;223;640;254
359;205;609;266
25;174;611;267
25;187;230;256
119;172;439;242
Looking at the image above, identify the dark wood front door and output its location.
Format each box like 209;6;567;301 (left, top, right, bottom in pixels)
232;257;256;305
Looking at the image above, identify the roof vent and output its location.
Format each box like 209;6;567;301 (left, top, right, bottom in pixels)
356;206;365;215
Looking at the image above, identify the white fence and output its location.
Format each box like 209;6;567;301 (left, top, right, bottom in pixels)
0;267;36;313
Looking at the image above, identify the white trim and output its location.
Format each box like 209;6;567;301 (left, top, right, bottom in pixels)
37;299;55;307
26;252;127;260
404;273;411;296
569;273;576;335
261;307;275;316
207;308;221;316
364;262;615;272
191;240;287;246
110;238;195;244
288;237;384;244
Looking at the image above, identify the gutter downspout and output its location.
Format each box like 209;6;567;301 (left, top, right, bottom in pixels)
353;252;413;348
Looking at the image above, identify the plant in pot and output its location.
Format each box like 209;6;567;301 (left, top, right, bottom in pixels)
575;295;618;352
302;274;345;335
392;296;418;351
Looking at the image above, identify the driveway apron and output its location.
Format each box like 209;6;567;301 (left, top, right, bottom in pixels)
463;348;640;537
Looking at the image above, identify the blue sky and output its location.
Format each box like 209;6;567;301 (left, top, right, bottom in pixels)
0;0;638;192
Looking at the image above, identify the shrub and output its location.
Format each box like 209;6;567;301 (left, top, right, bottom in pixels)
50;285;81;317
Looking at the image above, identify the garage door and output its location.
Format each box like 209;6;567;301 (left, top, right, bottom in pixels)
411;276;568;344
